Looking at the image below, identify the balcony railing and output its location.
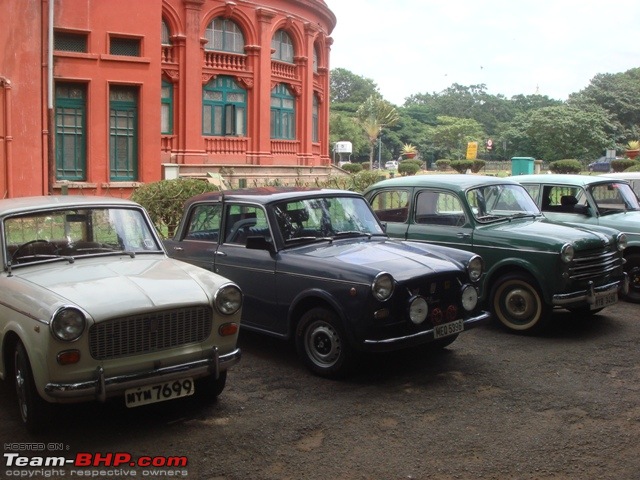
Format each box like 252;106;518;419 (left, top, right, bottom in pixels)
161;45;176;64
204;51;247;71
271;60;297;80
204;136;249;154
271;139;299;155
161;135;175;152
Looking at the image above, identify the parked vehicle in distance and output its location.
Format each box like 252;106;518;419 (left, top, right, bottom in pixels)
510;174;640;303
165;187;490;378
588;156;615;172
0;196;242;432
601;172;640;198
385;160;398;170
364;175;629;333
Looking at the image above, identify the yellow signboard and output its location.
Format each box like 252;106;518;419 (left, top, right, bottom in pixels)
466;141;478;160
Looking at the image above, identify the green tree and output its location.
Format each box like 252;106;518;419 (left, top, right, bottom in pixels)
356;95;400;169
329;111;369;161
330;68;380;106
430;116;486;159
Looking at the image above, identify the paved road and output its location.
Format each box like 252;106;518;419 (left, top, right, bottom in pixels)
1;301;639;480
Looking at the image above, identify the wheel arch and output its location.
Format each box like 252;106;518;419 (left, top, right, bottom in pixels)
484;261;548;304
287;289;349;341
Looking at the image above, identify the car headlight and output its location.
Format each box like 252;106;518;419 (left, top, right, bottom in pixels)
461;284;479;312
617;232;627;251
372;272;394;302
50;307;86;342
561;243;574;263
214;284;243;315
408;296;428;324
467;255;484;283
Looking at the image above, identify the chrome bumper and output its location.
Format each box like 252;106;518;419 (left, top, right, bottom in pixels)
552;274;629;307
363;310;491;351
45;347;241;401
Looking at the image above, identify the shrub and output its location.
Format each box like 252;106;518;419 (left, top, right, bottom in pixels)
449;160;474;174
131;178;219;238
341;162;363;174
435;159;451;171
624;162;640;172
548;159;581;174
398;159;421;176
612;159;638;172
471;160;486;173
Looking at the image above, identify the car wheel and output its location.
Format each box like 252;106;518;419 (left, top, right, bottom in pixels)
490;273;550;333
195;371;227;399
295;307;353;378
14;341;50;432
623;253;640;303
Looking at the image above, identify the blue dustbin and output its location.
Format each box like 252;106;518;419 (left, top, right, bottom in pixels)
511;157;535;175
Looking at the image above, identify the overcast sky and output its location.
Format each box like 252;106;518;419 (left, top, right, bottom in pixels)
324;0;640;105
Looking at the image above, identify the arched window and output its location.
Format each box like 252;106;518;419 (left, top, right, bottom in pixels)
161;79;173;134
312;94;319;143
270;84;295;139
271;30;294;63
161;19;171;45
203;76;246;136
205;18;244;53
313;46;319;73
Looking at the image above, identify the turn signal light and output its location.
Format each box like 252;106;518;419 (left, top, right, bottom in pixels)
219;323;239;337
57;350;80;365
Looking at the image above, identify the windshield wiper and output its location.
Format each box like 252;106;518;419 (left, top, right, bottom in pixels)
508;213;539;220
333;231;372;239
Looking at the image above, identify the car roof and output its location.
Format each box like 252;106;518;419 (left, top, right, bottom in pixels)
601;172;640;180
185;186;362;207
508;174;631;186
367;174;520;191
0;195;138;217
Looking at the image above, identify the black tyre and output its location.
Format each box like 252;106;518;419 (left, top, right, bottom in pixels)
623;253;640;303
195;371;227;399
14;341;51;432
295;307;353;378
490;273;550;333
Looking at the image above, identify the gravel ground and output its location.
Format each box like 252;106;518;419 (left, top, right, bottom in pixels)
1;301;639;480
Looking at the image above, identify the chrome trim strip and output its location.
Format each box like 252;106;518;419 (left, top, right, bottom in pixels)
363;311;491;346
44;347;241;400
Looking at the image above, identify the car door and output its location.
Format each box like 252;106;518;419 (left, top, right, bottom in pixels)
213;202;281;333
366;187;411;239
405;188;474;252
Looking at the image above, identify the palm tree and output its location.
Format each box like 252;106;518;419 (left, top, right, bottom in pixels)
356;95;400;169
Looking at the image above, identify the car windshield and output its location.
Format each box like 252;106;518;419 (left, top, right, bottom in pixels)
4;207;162;266
466;184;541;222
589;182;640;214
273;196;385;243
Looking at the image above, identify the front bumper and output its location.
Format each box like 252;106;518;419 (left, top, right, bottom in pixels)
44;347;241;401
362;310;491;352
552;274;629;307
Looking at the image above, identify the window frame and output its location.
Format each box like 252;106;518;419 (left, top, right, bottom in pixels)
271;29;294;63
205;18;245;53
202;76;247;137
55;83;87;181
109;86;139;181
270;84;295;140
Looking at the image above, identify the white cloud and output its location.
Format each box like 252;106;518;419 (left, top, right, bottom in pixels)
325;0;640;104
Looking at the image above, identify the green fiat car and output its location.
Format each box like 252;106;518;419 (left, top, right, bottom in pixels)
510;174;640;303
364;175;629;333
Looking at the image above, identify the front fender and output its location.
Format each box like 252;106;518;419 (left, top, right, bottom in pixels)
483;256;552;304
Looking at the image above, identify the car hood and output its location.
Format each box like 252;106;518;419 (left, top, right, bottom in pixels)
286;238;464;282
475;217;614;250
596;211;640;231
13;256;213;321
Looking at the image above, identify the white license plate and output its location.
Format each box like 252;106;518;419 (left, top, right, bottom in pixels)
434;319;464;339
125;377;195;408
592;292;617;310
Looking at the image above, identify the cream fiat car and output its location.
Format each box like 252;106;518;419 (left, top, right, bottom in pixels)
0;196;242;432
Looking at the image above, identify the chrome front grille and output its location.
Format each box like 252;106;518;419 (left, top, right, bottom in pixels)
569;247;622;281
89;307;213;360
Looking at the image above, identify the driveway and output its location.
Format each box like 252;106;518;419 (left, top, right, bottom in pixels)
1;302;639;479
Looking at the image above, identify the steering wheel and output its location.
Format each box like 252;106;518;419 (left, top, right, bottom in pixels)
11;239;58;262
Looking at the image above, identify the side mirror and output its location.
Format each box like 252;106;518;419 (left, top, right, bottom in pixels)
245;235;274;252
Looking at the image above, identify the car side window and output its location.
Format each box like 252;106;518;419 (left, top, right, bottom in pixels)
415;190;466;227
369;190;409;223
223;204;269;245
184;204;222;242
542;186;587;214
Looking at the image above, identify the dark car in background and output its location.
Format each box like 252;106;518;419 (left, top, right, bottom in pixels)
364;175;628;334
588;156;614;172
165;187;490;378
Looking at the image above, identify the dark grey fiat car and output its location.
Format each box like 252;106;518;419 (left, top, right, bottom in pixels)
165;187;490;378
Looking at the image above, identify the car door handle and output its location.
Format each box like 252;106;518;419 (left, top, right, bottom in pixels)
456;232;471;239
171;246;184;251
214;251;227;257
